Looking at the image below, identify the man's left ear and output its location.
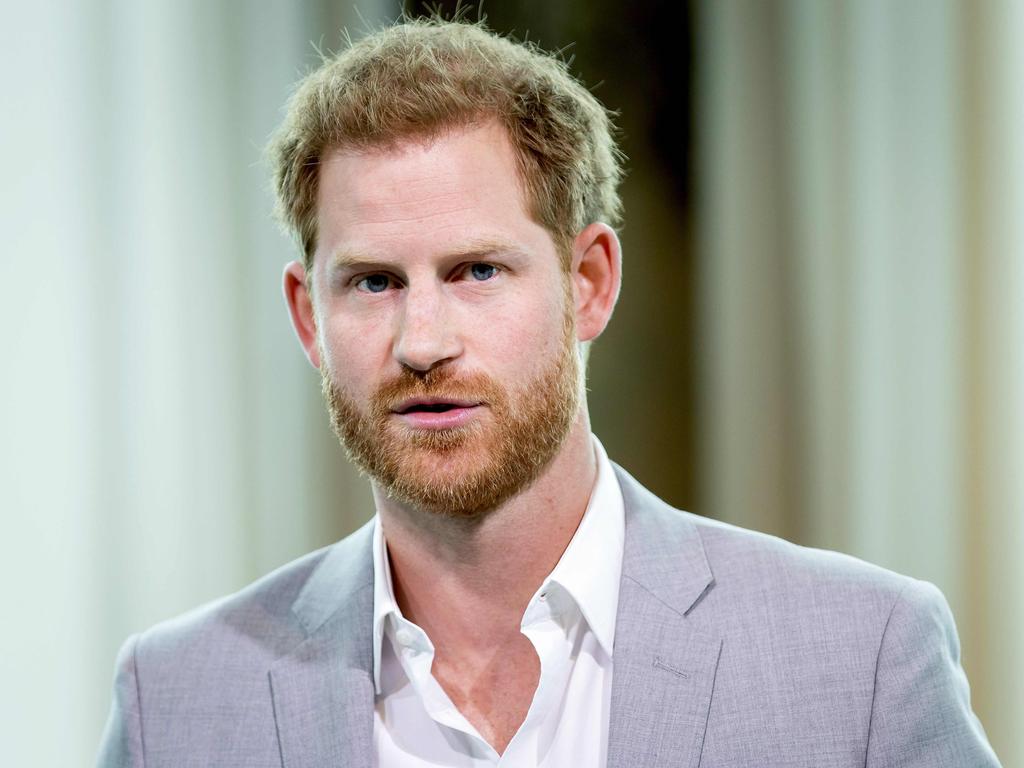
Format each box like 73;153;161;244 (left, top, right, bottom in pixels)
571;222;622;342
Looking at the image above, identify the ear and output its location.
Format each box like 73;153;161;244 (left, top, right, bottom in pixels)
283;260;321;369
570;222;622;342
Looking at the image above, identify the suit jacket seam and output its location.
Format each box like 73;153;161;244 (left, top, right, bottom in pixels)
268;672;287;768
695;638;723;768
621;572;686;618
863;580;914;767
293;576;374;642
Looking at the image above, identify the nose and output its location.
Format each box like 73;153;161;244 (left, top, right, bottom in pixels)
392;282;462;372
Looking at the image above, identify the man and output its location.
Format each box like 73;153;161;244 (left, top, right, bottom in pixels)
98;19;1000;767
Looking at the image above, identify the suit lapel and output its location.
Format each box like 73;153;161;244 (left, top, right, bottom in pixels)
608;466;722;768
269;522;376;768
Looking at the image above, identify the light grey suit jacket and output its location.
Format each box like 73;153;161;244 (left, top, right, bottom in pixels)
97;465;1000;766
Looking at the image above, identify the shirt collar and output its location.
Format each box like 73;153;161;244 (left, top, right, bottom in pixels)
372;516;400;694
538;434;624;657
371;434;625;694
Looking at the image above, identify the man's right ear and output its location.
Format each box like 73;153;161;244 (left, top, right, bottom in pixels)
283;260;321;369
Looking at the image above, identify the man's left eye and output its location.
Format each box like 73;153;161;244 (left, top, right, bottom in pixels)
468;263;498;281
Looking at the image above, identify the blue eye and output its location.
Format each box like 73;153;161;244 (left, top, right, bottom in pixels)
357;274;391;293
469;263;498;281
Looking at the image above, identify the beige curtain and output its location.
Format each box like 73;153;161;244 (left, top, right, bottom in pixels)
698;0;1023;762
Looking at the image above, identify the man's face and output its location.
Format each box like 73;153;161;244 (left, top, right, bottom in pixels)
305;122;582;517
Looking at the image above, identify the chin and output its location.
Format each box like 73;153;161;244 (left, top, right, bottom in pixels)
380;438;548;519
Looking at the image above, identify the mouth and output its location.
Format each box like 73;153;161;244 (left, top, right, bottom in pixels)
392;397;481;415
390;397;484;430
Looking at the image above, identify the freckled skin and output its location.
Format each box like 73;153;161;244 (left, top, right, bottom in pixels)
283;121;622;753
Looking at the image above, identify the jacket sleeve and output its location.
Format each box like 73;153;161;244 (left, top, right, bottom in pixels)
865;579;1001;767
96;634;146;768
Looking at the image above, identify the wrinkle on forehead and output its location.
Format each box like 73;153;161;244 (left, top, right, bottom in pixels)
323;187;474;228
316;121;534;223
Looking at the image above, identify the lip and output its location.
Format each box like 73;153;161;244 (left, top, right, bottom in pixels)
390;397;484;431
393;404;482;430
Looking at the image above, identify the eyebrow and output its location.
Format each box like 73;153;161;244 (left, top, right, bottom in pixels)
328;238;525;272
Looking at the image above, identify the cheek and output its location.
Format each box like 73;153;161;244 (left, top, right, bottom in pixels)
318;315;388;390
480;291;569;370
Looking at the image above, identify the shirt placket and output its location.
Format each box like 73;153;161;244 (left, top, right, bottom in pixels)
498;585;576;766
389;613;499;759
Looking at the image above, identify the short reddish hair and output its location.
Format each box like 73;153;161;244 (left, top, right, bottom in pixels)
268;18;624;268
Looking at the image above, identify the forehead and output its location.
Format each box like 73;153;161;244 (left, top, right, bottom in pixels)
313;122;551;265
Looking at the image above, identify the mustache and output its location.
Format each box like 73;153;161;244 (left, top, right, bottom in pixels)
371;367;505;413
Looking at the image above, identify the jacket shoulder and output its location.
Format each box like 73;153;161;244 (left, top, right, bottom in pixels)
134;544;331;667
691;511;918;605
616;462;919;613
130;517;374;670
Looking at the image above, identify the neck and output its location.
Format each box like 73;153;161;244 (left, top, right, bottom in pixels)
373;412;597;651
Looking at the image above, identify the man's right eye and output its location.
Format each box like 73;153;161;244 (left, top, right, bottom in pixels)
356;274;391;293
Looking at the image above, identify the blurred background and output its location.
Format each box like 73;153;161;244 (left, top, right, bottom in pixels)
1;0;1020;764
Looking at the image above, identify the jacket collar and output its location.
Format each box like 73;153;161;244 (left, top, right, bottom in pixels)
269;519;376;768
607;464;721;768
615;463;715;616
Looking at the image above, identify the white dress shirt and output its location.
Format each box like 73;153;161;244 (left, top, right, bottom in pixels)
371;435;626;767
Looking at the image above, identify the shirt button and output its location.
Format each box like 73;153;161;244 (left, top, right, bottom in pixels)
395;627;414;647
539;592;547;602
